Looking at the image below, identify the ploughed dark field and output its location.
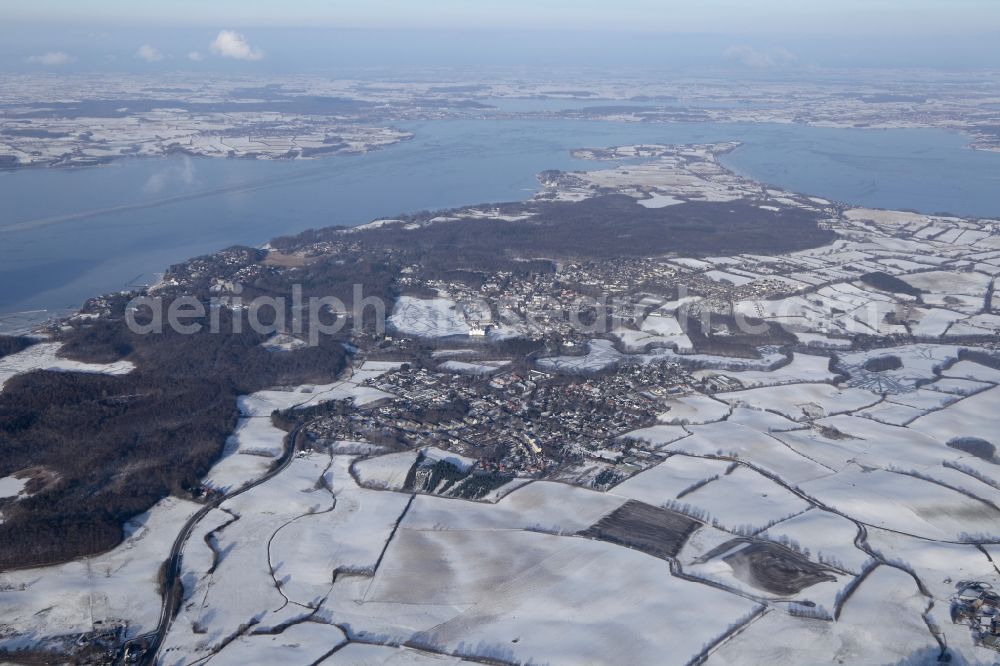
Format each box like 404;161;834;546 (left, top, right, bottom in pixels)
579;500;703;560
0;195;834;570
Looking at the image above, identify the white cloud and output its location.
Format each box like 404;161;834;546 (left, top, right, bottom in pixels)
724;45;798;68
187;51;204;61
25;51;74;66
136;44;164;62
209;30;263;61
143;156;195;195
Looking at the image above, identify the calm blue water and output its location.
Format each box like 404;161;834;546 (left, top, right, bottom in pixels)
484;98;765;113
1;119;999;319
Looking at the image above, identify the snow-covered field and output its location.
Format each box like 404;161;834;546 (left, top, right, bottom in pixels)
0;497;199;651
612;455;732;503
0;342;134;392
637;191;683;208
614;324;694;353
717;383;880;421
161;453;344;664
141;154;1000;665
705;567;938;665
800;467;1000;541
908;385;1000;444
437;359;510;375
670;466;811;533
760;509;871;574
329;521;760;665
697;352;838;388
0;476;27;500
322;644;479;664
204;622;346;666
536;338;623;373
268;457;412;603
657;393;731;424
352;451;419;490
203;362;396;491
388;297;471;338
404;480;625;534
7;137;1000;664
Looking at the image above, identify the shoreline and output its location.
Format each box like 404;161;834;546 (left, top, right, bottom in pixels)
3;121;1000;329
0;309;74;337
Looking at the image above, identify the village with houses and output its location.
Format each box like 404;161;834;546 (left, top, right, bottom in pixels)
4;136;1000;665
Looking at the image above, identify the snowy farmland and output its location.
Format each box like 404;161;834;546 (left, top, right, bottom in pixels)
388;296;471;338
0;497;200;653
203;362;397;491
152;346;1000;666
6;136;1000;665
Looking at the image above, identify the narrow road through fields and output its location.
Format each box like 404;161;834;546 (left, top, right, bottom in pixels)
140;419;312;665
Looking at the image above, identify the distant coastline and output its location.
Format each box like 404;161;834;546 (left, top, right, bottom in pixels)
3;120;1000;322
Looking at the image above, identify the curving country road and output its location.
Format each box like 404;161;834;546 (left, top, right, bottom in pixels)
137;361;363;665
138;420;309;666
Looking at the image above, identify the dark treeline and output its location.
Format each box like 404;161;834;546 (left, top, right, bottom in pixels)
860;271;923;297
683;313;796;358
959;348;1000;371
271;196;831;266
862;354;903;372
350;196;833;262
946;437;996;462
0;335;37;359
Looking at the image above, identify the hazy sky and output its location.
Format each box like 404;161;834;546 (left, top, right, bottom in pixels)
2;1;999;72
6;0;1000;34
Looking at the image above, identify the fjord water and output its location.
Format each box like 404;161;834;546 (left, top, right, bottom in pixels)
1;119;999;321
